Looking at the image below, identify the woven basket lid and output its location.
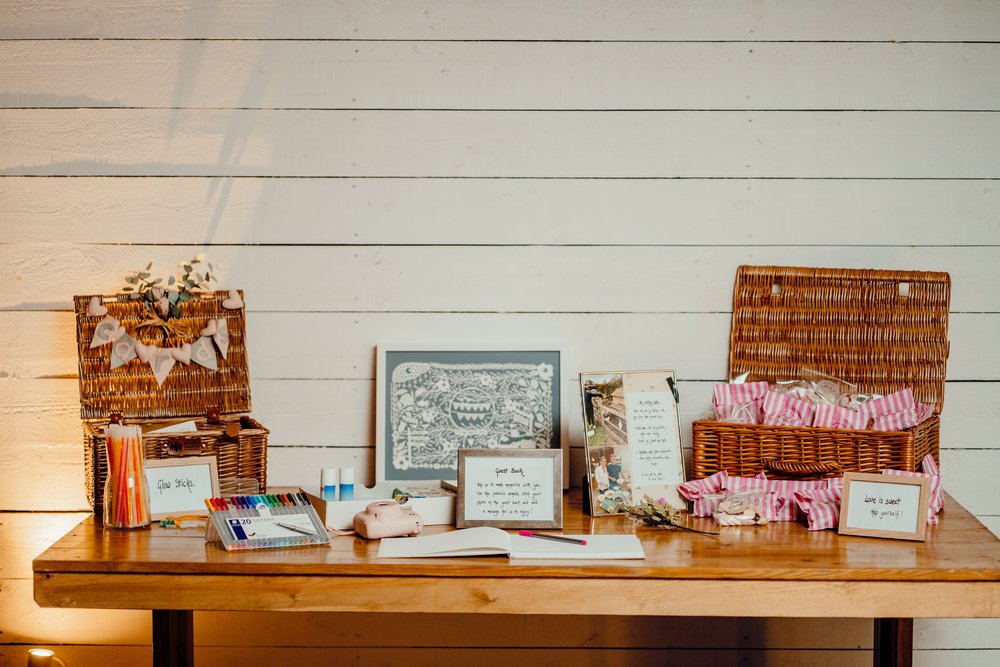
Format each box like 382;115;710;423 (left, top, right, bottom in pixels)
74;291;253;420
728;266;950;413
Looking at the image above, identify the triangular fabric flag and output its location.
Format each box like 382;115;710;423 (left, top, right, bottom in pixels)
213;318;230;358
190;336;218;371
149;349;176;387
90;316;120;348
110;334;137;370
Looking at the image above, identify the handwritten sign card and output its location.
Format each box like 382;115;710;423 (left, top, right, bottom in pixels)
456;449;562;529
145;457;220;520
839;472;931;541
624;390;683;488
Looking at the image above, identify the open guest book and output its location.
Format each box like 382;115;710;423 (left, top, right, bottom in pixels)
377;526;645;559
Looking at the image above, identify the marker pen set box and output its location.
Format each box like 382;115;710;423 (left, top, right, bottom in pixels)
304;480;456;530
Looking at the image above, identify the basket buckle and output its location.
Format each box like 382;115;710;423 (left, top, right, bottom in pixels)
165;437;203;457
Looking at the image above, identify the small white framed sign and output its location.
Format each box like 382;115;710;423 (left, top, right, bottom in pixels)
144;457;220;520
838;472;931;542
456;449;562;529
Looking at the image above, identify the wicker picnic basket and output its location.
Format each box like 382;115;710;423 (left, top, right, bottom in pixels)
690;265;949;480
75;291;268;513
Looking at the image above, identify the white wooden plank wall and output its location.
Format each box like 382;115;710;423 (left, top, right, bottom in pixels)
1;1;998;665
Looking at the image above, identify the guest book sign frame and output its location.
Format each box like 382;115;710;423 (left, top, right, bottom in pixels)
580;369;684;516
456;449;562;529
839;472;931;542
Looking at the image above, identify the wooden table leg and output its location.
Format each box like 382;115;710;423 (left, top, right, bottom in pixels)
152;610;193;667
873;618;913;667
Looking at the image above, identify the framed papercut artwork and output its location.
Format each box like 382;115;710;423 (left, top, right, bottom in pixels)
580;369;684;516
376;344;565;483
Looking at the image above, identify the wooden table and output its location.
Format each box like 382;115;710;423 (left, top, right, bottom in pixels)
34;491;1000;667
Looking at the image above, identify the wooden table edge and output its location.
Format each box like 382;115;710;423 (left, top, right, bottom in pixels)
34;571;1000;618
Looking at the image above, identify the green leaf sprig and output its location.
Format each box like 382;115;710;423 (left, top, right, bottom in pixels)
121;254;214;320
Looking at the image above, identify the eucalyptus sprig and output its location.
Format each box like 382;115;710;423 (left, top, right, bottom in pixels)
122;253;214;320
622;495;718;536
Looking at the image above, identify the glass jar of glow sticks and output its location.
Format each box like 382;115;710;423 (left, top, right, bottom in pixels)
102;424;151;529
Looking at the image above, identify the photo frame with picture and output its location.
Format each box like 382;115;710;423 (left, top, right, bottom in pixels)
580;369;684;516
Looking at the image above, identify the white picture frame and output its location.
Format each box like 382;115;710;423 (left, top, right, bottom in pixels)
144;457;220;520
376;343;568;484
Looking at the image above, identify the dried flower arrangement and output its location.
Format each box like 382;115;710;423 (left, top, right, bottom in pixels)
122;253;214;321
621;495;718;535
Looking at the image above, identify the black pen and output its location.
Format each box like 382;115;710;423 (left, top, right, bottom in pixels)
518;530;587;545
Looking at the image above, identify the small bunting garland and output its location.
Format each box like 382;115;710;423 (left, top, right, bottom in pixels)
86;294;242;387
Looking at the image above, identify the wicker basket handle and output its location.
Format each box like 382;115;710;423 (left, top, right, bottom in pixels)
760;458;842;476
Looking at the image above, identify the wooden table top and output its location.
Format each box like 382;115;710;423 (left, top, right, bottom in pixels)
34;490;1000;580
33;491;1000;618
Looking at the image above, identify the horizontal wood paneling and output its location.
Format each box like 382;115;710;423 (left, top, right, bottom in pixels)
0;310;995;382
1;177;998;246
2;247;997;315
3;376;999;452
2;109;999;178
4;41;999;110
2;0;998;41
0;513;87;579
0;580;151;645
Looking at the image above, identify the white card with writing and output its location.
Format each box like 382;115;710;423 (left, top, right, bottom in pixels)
625;390;684;488
462;456;555;522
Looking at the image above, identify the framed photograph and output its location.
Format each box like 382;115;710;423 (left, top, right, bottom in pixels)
456;449;562;529
144;457;220;520
580;370;684;516
838;472;931;542
376;344;565;483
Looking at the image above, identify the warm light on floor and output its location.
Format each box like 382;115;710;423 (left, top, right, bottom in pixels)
27;648;65;667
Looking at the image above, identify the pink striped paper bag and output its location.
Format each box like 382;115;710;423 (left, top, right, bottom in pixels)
761;390;816;427
761;477;829;522
883;454;943;524
793;486;843;531
721;475;779;522
713;381;768;425
812;403;867;430
678;471;729;517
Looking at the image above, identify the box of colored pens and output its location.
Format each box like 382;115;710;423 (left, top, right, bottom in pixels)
205;493;330;551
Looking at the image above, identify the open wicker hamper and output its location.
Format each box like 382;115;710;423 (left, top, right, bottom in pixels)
691;265;950;480
75;291;268;514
